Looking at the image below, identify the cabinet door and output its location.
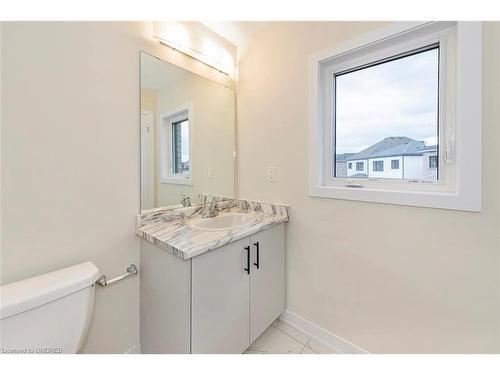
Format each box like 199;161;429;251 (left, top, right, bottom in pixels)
140;240;191;353
250;224;286;343
191;237;250;353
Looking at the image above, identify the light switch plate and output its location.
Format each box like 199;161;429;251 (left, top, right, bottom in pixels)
208;166;215;179
267;167;277;182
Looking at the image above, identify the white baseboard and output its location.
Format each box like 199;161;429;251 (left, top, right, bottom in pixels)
123;344;141;354
123;314;366;355
279;310;369;354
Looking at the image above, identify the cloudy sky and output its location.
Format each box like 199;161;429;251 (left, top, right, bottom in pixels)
335;48;439;155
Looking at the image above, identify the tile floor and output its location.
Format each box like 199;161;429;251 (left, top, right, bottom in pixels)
245;319;340;354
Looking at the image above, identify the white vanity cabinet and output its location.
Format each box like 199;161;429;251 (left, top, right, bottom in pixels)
192;224;285;353
191;237;250;353
249;224;286;343
140;223;285;354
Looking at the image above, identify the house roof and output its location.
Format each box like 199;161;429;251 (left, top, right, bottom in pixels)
335;153;355;162
347;137;435;161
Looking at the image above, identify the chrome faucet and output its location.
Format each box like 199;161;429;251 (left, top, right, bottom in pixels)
202;198;219;218
180;195;191;207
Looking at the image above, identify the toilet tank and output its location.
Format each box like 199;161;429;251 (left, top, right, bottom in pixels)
0;262;99;354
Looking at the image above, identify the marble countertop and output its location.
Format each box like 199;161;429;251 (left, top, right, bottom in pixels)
136;197;289;260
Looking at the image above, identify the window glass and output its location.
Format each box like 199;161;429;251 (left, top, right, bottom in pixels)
429;155;438;169
335;47;439;180
373;160;384;172
172;119;190;175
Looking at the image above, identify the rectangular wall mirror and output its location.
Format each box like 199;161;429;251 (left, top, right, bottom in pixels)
140;52;235;211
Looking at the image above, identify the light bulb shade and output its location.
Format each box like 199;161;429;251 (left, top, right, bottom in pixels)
153;22;236;77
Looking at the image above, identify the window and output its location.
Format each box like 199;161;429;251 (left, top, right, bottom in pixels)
172;119;190;175
335;46;439;181
373;161;384;172
429;155;438;169
356;162;364;171
309;22;482;211
159;105;193;185
348;162;352;169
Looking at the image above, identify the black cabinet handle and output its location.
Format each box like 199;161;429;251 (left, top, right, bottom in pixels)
253;242;260;269
244;246;250;274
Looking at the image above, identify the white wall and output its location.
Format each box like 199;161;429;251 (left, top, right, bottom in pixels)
367;156;405;179
1;21;235;353
237;21;500;353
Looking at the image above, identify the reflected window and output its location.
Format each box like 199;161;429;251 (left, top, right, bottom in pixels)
172;119;190;175
159;106;192;185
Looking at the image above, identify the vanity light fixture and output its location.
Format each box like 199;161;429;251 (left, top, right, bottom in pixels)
153;22;233;76
158;40;229;76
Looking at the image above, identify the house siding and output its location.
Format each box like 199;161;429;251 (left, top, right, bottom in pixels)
422;151;438;180
347;159;368;177
336;161;348;177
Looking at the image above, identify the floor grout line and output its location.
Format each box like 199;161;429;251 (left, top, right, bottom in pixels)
250;320;335;355
274;321;311;348
299;338;311;354
278;319;339;354
247;320;340;354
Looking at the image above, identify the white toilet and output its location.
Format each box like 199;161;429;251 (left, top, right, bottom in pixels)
0;261;99;354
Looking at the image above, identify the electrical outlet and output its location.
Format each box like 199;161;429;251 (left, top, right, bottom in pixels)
267;167;277;182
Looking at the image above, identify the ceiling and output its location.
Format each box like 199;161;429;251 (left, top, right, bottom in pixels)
141;53;188;91
201;22;274;49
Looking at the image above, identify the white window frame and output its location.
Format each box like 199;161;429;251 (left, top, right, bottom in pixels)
308;22;482;212
159;104;194;185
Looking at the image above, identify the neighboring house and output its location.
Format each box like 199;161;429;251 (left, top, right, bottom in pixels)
341;136;437;180
181;160;190;173
422;151;438;180
335;153;355;177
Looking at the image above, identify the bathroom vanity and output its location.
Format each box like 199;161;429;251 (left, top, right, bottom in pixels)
139;52;287;354
137;198;288;353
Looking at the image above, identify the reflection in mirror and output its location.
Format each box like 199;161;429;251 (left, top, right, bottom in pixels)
140;52;235;212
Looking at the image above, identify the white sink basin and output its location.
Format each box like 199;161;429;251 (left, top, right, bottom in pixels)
190;212;256;231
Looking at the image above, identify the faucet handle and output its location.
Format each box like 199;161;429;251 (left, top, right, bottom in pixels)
180;195;191;207
211;197;219;208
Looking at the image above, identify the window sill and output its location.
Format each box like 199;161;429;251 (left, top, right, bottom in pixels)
160;177;193;186
309;184;480;212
